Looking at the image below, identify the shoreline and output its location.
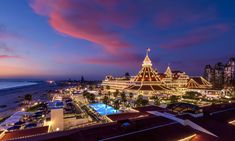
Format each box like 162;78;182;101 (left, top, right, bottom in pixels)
0;82;38;96
0;82;38;91
0;82;59;117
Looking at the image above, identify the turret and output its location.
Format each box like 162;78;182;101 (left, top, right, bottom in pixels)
165;65;172;77
142;48;152;67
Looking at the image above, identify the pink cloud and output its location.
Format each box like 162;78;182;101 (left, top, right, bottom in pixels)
82;54;140;67
160;23;229;49
0;55;23;59
53;51;142;68
30;0;138;55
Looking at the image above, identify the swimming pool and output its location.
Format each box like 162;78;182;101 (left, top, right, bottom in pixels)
89;103;121;116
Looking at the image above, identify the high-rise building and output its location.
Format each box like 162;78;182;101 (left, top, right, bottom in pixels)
204;57;235;87
224;58;235;85
214;62;224;87
204;65;214;83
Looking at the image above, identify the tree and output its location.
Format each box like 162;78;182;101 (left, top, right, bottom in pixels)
83;91;88;98
86;93;95;103
113;90;119;98
100;86;104;91
106;85;110;91
185;91;200;99
170;95;179;104
125;72;130;79
103;95;109;106
83;91;90;103
129;93;134;99
98;90;102;96
151;96;160;106
24;94;32;102
135;95;149;107
113;100;121;112
121;92;127;104
81;76;85;84
108;91;112;99
89;85;93;90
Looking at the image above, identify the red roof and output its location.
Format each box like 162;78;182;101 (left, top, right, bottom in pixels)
107;112;150;121
12;116;202;141
126;85;169;91
134;105;165;113
1;126;48;141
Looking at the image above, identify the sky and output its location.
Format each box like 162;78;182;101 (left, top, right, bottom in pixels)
0;0;235;80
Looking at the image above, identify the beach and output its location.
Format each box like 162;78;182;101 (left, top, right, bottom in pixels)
0;82;59;117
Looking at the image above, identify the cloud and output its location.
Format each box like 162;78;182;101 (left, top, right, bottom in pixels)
0;55;23;59
54;51;143;68
81;55;140;67
29;0;230;68
160;23;229;49
30;0;139;55
0;43;13;53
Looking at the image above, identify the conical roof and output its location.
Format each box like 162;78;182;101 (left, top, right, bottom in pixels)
134;49;162;83
165;65;172;77
126;49;170;92
142;54;152;67
134;66;162;83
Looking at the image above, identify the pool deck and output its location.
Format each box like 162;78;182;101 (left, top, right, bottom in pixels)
89;103;121;116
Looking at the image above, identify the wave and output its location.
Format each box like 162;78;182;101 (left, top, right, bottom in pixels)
0;81;38;90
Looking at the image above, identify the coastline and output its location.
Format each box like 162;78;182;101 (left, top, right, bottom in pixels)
0;82;59;117
0;82;38;91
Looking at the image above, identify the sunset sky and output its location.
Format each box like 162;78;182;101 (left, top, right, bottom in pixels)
0;0;235;80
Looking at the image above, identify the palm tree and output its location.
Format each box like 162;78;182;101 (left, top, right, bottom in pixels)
87;93;95;103
106;85;110;91
151;96;160;106
129;93;134;99
185;91;200;99
82;91;90;103
103;95;109;108
108;91;111;99
125;72;130;79
113;90;119;98
98;90;102;96
135;95;149;107
24;94;32;101
170;95;179;104
24;94;32;104
113;100;120;113
120;92;127;105
100;86;104;91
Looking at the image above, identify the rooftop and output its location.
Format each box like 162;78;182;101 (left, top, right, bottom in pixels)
3;104;235;141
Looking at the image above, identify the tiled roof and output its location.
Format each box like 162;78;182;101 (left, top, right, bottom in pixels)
126;85;169;91
12;104;235;141
1;126;48;141
107;112;150;121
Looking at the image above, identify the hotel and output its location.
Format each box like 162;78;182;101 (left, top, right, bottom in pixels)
102;49;213;96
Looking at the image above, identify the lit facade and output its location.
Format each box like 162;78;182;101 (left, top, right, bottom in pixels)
102;75;131;92
204;57;235;87
102;49;213;95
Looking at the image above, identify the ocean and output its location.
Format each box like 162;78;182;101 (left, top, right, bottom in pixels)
0;81;38;90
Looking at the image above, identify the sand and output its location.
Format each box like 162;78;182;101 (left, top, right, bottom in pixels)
0;82;59;117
